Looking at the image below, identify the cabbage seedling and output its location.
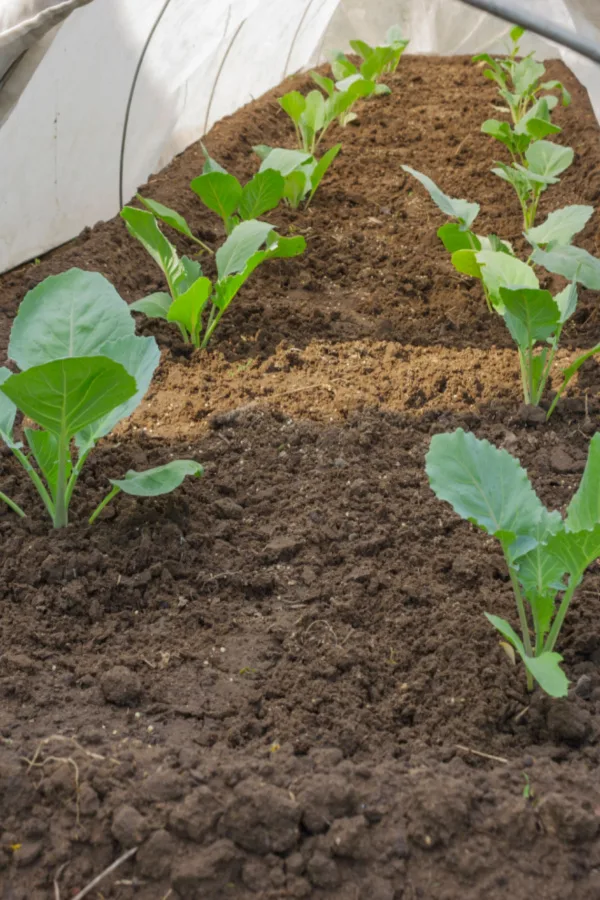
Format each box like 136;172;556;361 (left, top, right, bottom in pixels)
122;207;305;347
473;25;570;127
427;428;600;697
190;149;285;234
279;78;371;154
492;139;574;230
0;269;203;527
252;144;341;209
328;24;409;96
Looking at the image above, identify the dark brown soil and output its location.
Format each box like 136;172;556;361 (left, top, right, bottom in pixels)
2;56;600;900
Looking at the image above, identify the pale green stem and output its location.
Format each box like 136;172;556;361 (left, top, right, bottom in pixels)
65;447;91;508
544;575;581;653
517;348;532;405
10;445;54;520
89;485;121;525
190;234;213;255
201;305;225;350
0;491;25;518
507;561;534;692
53;433;70;528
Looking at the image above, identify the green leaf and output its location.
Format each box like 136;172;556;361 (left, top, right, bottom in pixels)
550;344;600;415
481;119;518;153
485;614;568;697
565;433;600;532
531;244;600;290
512;57;546;96
284;170;309;208
190;172;242;224
526;206;593;247
279;90;306;125
259;148;312;176
554;282;578;324
24;428;69;500
451;249;482;279
311;71;335;96
510;25;525;42
541;79;571;106
201;142;227;174
76;335;160;448
0;367;17;442
308;144;341;204
1;357;136;437
438;224;481;253
110;459;204;496
215;220;273;278
137;196;196;242
374;83;391;95
179;257;203;293
8;269;134;370
349;39;373;60
401;165;479;229
546;524;600;580
167;277;213;342
477;250;539;311
525;140;574;181
515;511;566;597
238;169;285;221
329;50;357;81
130;292;172;319
426;428;545;544
121;207;187;295
303;90;326;133
500;287;560;348
252;144;273;162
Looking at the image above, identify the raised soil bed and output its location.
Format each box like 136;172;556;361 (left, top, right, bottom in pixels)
2;56;600;900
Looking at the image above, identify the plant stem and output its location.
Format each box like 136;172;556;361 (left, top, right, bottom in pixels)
0;491;25;518
544;574;581;653
517;348;531;404
191;235;213;255
53;435;69;528
65;448;91;508
201;306;224;349
89;485;120;525
507;562;534;691
10;445;54;520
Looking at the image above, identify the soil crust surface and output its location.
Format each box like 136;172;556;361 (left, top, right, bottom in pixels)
2;56;600;900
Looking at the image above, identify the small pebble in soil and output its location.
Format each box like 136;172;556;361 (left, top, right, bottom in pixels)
100;665;142;707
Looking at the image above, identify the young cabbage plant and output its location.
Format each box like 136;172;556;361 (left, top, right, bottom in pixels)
492;139;574;230
190;148;285;234
122;207;305;348
0;269;203;528
328;24;409;96
427;428;600;697
279;78;371;154
253;144;342;209
473;25;570;127
136;194;213;254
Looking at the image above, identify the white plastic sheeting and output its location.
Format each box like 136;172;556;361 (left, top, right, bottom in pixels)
1;0;599;273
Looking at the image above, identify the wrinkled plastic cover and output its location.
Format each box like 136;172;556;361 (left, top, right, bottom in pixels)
0;0;599;273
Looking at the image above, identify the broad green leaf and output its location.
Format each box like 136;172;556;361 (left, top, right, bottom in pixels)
9;269;134;371
311;72;335;96
451;249;482;279
76;335;160;448
510;25;525;42
482;234;514;254
121;207;186;295
554;282;578;324
513;57;546;95
0;367;16;441
515;511;566;597
252;144;273;162
238;169;285;221
179;257;203;294
1;357;136;438
130;292;172;319
167;277;213;340
303;90;326;134
259;148;312;176
24;428;69;499
386;24;406;44
426;428;544;544
201;142;227;174
190;172;242;223
492;163;532;200
526;205;593;247
360;47;391;81
525;140;574;180
137;195;196;242
565;433;600;532
215;220;273;278
438;224;481;253
481;119;517;153
329;50;357;81
110;459;204;496
546;524;600;579
401;165;479;229
308;144;341;204
541;80;571;106
485;614;568;697
531;244;600;290
523;118;561;141
214;234;306;313
349;39;373;60
500;287;560;348
477;250;539;311
284;170;309;208
279;90;306;125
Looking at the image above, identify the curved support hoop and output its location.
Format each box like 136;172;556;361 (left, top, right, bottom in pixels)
203;14;247;137
458;0;600;65
282;0;317;80
119;0;174;208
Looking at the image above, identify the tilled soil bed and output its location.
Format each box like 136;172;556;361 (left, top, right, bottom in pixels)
2;56;600;900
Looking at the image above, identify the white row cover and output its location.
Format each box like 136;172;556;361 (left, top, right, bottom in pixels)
0;0;599;273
